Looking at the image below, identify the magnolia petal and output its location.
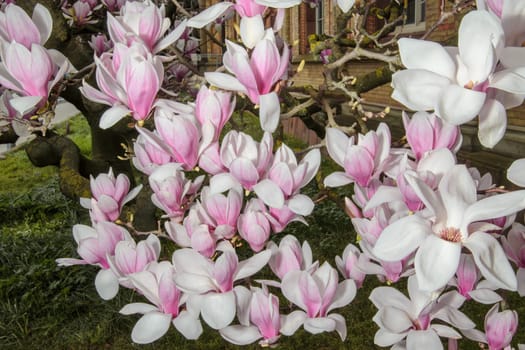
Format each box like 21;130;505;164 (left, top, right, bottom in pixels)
507;158;525;187
204;72;248;93
500;47;525;69
120;302;158;315
373;215;431;262
398;38;455;80
200;291;236;329
373;307;413;334
95;268;119;300
326;279;356;314
374;328;407;347
406;329;443;350
489;67;525;94
287;194;314;216
303;317;336;334
463;190;525;226
235;249;272;281
391;69;450;111
99;105;131;129
464;231;517;291
468;289;502;304
9;96;42;115
415;235;461;292
254;0;302;8
33;4;52;45
478;98;506;148
219;325;261;345
172;310;203;340
432;306;475;330
131;311;172;344
436;85;486;125
240;15;265;49
323;172;352;188
253;179;284;208
431;324;461;339
187;2;233;28
280;310;306;336
154;20;187;53
325;128;350;167
259;92;280;133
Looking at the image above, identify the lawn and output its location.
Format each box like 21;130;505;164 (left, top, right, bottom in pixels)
0;114;523;349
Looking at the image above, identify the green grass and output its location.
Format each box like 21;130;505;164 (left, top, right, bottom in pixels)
0;113;524;349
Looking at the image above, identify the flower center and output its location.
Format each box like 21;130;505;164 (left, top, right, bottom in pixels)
439;227;462;242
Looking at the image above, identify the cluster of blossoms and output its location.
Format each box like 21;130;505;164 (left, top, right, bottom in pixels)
0;0;522;348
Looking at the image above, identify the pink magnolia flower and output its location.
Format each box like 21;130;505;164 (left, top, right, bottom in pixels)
267;234;317;280
335;243;367;288
501;223;525;296
62;1;96;26
172;246;271;330
281;262;357;340
220;286;304;345
194;85;235;143
107;0;187;53
166;211;217;257
0;3;52;48
81;43;164;128
89;33;113;56
324;123;391;188
108;234;161;288
81;167;142;223
101;0;128;12
402;111;461;160
220;131;273;190
373;164;525;292
132;133;173;175
56;222;132;300
484;304;518;350
238;198;272;252
148;163;204;220
120;261;203;343
0;41;68;107
370;275;475;349
254;144;320;214
449;254;502;304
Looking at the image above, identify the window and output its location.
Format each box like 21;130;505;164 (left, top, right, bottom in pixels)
398;0;426;33
301;1;324;54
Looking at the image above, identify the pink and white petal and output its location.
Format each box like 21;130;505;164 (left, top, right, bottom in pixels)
391;69;451;111
259;92;280;133
303;317;336;334
131;311;172;344
172;248;213;276
364;186;403;212
432;306;475;330
463;190;525;227
478;98;506;148
508;158;525;187
323;172;352;188
468;289;502;304
398;38;455;80
99;105;131;129
326;279;356;314
240;15;265;49
233;286;252;326
187;2;233;28
80;81;115;106
200;291;236;329
173;272;215;294
406;329;443;350
373;307;413;334
287;194;314;216
95;268;119;300
280;310;306;336
436;85;486;125
415;235;461;292
374;328;407;347
120;302;158;315
489;67;525;94
154;20;187;53
431;324;462;339
253;179;284;208
219;325;262;345
204;72;248;93
172;310;203;340
235;249;271;280
327;313;347;341
439;165;477;228
464;231;517;291
500;47;525;69
9;96;42;115
32;4;52;45
325;128;350;167
373;215;431;262
417;148;456;179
